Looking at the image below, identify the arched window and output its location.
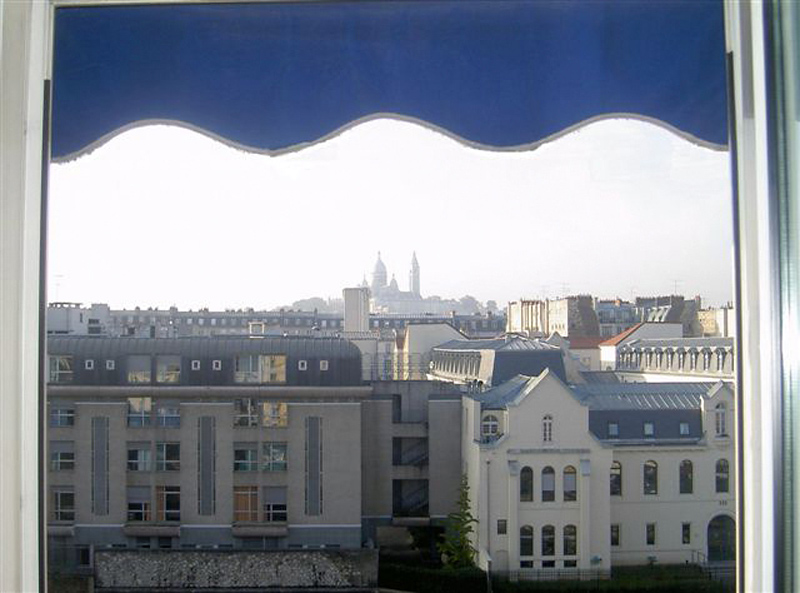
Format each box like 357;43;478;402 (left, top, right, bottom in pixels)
703;350;711;370
679;459;693;494
542;525;556;564
563;525;578;556
610;461;622;496
542;466;555;501
678;351;686;369
563;465;577;501
716;459;730;493
520;525;534;557
715;403;727;436
643;460;658;495
520;466;533;502
481;414;499;438
542;414;553;442
716;350;726;371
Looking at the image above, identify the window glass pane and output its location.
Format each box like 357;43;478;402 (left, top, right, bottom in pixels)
127;355;151;383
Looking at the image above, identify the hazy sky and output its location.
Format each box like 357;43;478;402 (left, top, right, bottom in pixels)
48;117;733;311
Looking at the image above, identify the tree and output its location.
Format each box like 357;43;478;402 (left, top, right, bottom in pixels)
438;474;478;568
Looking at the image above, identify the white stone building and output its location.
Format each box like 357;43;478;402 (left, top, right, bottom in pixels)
462;371;735;575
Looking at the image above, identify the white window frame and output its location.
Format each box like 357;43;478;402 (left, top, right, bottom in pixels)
191;359;201;371
84;359;94;370
212;359;222;371
298;359;307;371
319;359;329;371
0;5;784;592
105;359;115;370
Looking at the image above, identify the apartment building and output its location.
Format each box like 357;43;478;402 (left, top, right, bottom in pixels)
46;336;463;568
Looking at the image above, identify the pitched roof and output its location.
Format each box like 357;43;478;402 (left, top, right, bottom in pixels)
598;323;644;346
567;336;605;349
435;336;558;352
571;382;716;410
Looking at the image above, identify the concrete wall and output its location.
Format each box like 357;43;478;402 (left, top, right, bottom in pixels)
94;549;378;589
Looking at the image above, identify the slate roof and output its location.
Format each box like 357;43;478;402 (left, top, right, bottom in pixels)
47;335;362;360
571;382;715;410
435;336;558;352
623;337;734;350
470;374;540;410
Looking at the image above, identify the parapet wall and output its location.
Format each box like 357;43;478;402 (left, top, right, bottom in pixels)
94;549;378;590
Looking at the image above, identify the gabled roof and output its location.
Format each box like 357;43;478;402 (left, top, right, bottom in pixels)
470;369;575;410
598;323;644;346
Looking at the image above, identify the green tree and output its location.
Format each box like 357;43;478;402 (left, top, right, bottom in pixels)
438;474;478;568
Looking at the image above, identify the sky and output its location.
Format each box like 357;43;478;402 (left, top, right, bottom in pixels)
48;117;733;311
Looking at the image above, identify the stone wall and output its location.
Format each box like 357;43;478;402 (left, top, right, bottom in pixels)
94;549;378;590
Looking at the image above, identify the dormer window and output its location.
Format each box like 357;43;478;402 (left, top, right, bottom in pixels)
542;415;553;443
643;421;655;438
481;415;499;439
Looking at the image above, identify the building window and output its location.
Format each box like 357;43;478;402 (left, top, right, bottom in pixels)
234;398;258;427
127;487;151;522
542;525;555;564
234;354;287;384
50;441;75;471
646;523;656;545
482;414;500;439
643;421;655;438
610;461;622;496
520;525;533;557
126;355;151;383
156;442;180;472
191;359;201;371
49;356;74;383
212;359;222;371
679;460;693;494
563;525;577;557
50;407;74;427
105;359;115;370
607;421;619;438
263;442;287;471
263;486;287;522
156;486;180;521
679;421;690;436
682;522;691;544
233;486;259;522
53;489;75;522
716;459;730;493
715;403;727;436
610;524;620;547
298;359;307;371
234;443;258;472
127;397;152;427
563;466;577;501
643;460;658;495
156;355;181;383
84;359;94;370
520;466;533;502
497;519;507;535
542;415;553;442
127;443;152;471
261;402;288;428
542;466;555;502
156;405;180;428
157;537;172;549
320;359;329;371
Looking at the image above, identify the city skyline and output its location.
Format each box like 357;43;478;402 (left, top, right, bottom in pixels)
48;117;733;310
